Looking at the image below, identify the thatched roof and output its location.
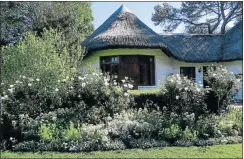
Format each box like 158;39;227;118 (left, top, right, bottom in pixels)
161;34;223;62
82;5;242;62
81;5;170;54
222;21;242;61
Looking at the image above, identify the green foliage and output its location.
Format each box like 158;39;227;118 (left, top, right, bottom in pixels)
63;122;81;142
159;124;182;142
0;2;94;48
2;29;76;87
39;122;57;142
204;65;241;113
160;74;207;117
151;2;242;34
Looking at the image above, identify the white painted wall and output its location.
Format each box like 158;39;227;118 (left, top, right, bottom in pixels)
80;49;242;100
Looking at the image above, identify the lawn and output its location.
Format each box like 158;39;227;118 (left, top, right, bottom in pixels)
1;144;242;158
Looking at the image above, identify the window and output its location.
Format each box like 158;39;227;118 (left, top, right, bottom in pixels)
180;67;196;80
139;56;155;85
100;55;155;86
100;56;119;79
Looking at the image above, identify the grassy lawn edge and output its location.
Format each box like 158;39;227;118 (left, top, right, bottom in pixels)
1;144;242;158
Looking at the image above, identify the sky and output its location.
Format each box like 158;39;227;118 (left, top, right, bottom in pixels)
91;2;183;34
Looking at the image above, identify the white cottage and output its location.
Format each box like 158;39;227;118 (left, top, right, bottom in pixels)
81;5;243;99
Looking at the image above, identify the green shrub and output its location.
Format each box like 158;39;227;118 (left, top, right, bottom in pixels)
182;126;198;141
159;124;182;142
39;122;57;142
204;65;241;113
159;74;207;118
63;122;81;142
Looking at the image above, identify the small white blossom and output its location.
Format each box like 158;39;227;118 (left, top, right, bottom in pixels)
196;88;200;92
104;82;109;86
121;80;125;83
124;92;128;96
123;84;127;88
55;88;59;92
71;78;74;81
184;87;188;91
113;82;117;86
22;76;26;79
58;80;60;83
52;117;57;121
10;85;14;88
176;96;179;100
29;78;34;82
28;83;32;87
82;83;86;87
36;78;40;82
1;83;4;85
128;84;133;89
62;79;67;82
8;88;14;93
125;77;128;80
2;95;8;100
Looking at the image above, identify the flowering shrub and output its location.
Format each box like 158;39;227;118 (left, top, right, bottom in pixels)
204;65;241;113
0;71;134;144
159;74;207;118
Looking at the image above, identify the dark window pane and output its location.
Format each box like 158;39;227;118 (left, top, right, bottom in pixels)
180;67;196;80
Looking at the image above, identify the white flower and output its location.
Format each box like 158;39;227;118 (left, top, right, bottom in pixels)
70;86;73;89
10;85;14;88
71;78;74;81
128;84;133;89
169;79;174;83
52;117;57;121
196;88;200;92
55;88;59;92
125;77;128;80
82;83;86;88
124;92;129;96
29;78;34;82
22;76;26;79
92;73;97;76
113;82;117;86
8;88;14;93
2;95;8;100
121;80;125;83
78;76;84;80
58;80;60;83
62;79;67;82
28;83;32;87
123;84;127;88
36;78;40;82
176;96;179;100
104;82;109;86
1;83;4;85
184;87;188;91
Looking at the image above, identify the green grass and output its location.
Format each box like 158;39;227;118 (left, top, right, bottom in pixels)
2;144;242;158
130;89;160;95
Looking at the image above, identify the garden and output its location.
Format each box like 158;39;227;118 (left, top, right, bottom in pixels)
0;2;242;157
1;62;242;153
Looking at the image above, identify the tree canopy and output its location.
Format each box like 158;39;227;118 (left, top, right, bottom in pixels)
151;2;243;34
0;2;94;47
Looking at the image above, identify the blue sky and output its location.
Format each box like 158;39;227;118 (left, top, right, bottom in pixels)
91;2;183;34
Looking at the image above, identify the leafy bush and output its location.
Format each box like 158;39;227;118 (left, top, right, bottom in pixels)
62;122;81;142
173;140;193;147
159;124;182;142
2;29;77;88
204;65;241;113
159;74;207;117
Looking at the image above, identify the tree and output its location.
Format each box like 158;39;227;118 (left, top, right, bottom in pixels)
0;2;94;49
151;2;243;34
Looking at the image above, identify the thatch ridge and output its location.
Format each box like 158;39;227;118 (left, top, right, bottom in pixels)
82;5;170;55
